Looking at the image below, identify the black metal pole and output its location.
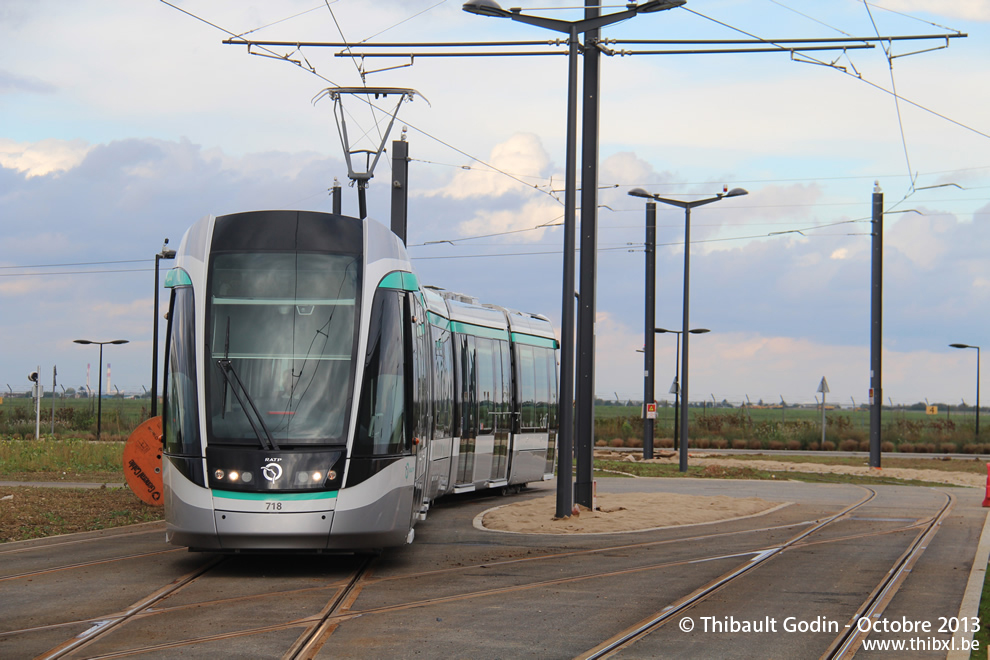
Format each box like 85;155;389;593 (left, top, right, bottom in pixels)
869;185;883;468
673;331;680;451
555;25;579;519
358;181;368;219
643;202;656;459
97;343;103;442
977;347;981;438
574;1;600;510
332;179;342;215
679;208;691;472
151;253;161;417
390;139;409;245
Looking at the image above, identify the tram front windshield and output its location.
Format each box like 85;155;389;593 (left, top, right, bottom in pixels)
206;252;360;446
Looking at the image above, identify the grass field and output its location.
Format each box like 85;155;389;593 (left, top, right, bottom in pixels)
0;396;150;441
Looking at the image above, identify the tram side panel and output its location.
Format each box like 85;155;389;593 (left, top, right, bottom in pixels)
331;278;426;549
426;318;455;501
508;340;558;485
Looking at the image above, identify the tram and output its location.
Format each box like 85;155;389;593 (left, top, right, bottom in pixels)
161;210;558;551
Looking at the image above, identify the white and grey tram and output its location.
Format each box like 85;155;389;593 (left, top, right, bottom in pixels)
161;210;558;551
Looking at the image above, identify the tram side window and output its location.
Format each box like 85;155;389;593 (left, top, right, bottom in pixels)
533;347;552;432
476;337;496;435
516;344;537;431
164;286;201;456
431;323;454;438
458;334;477;438
409;293;432;445
355;290;406;456
547;347;559;432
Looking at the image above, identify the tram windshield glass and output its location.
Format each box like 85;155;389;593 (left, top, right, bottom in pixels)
206;252;360;446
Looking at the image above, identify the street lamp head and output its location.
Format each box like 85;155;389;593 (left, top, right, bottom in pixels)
462;0;510;17
74;338;128;345
688;328;711;334
655;327;673;334
628;187;655;199
636;0;686;13
723;187;748;198
159;238;177;260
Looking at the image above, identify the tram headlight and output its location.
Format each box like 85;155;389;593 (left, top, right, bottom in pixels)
229;471;240;482
241;471;253;483
214;469;225;480
328;470;337;481
312;471;323;482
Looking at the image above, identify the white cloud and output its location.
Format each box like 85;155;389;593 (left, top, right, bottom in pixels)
886;209;956;270
423;133;552;200
879;1;990;21
0;138;91;177
0;277;60;297
456;198;563;243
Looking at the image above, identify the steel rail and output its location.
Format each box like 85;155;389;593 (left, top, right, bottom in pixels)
822;491;955;659
284;554;377;659
0;548;183;583
36;555;226;660
576;487;878;659
13;488;957;659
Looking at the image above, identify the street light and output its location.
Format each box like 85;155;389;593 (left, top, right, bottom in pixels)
656;328;710;450
152;239;177;417
465;0;683;518
73;339;129;441
630;186;748;471
950;343;980;438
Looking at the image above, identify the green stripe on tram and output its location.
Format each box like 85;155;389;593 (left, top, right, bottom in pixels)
449;321;510;342
378;271;420;291
213;490;338;501
427;311;450;329
165;268;192;288
511;332;559;349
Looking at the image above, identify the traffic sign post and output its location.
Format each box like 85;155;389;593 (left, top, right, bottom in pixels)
818;377;830;447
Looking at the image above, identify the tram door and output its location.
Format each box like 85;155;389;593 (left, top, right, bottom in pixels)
407;293;431;519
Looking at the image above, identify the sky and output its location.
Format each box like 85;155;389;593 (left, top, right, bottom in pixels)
1;0;989;409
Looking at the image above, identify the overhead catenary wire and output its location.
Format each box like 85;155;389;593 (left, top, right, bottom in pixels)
765;0;852;36
168;1;988;240
204;2;986;209
158;0;340;86
863;1;915;190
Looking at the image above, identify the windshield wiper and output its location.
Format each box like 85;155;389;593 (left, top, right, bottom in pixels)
216;359;280;451
216;317;279;451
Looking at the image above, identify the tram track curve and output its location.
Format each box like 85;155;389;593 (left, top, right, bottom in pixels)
1;482;972;659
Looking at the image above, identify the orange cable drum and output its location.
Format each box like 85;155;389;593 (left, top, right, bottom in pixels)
123;416;164;506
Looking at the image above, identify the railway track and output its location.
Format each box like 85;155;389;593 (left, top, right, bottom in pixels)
0;482;972;659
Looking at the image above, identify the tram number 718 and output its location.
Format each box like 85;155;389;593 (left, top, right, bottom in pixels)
266;502;283;511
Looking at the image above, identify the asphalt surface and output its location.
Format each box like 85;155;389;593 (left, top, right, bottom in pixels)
1;477;988;659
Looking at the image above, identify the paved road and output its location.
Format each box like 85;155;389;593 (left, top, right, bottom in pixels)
2;478;987;659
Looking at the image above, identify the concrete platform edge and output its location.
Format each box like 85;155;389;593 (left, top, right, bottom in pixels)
948;508;990;659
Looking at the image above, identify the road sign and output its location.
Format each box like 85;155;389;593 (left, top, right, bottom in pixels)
817;377;830;394
645;402;657;420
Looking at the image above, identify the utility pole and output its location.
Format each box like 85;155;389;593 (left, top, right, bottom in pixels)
869;184;883;468
575;0;602;508
390;137;409;245
642;202;656;459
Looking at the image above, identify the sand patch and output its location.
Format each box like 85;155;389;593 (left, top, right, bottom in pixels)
594;449;986;489
478;492;787;535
